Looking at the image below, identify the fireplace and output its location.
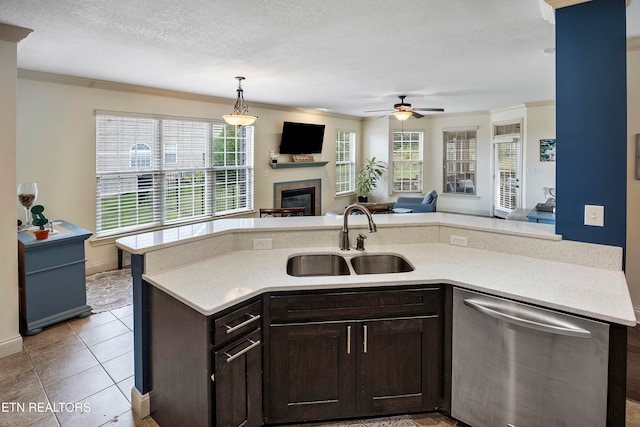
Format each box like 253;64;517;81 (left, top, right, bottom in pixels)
274;179;321;216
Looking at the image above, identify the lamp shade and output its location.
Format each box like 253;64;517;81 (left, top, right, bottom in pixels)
223;114;257;126
393;111;412;121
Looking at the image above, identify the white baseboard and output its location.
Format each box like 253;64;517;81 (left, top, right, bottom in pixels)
131;387;150;418
634;307;640;325
0;335;23;358
86;260;119;276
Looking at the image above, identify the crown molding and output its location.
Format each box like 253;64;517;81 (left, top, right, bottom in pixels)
0;23;33;43
17;69;360;120
543;0;591;8
629;36;640;52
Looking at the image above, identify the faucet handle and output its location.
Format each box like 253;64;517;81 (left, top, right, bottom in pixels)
356;234;367;251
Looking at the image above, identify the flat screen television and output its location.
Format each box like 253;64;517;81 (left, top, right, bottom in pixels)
279;121;325;154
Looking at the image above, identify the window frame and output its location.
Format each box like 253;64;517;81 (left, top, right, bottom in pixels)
335;129;356;195
442;128;477;196
391;130;424;193
96;112;254;238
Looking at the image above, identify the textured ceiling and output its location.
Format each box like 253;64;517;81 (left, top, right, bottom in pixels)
1;0;639;117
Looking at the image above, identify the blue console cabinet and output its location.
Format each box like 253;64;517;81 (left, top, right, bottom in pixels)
18;220;93;335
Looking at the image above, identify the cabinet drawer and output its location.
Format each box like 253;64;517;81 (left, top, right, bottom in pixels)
270;287;441;323
213;300;262;346
21;243;86;274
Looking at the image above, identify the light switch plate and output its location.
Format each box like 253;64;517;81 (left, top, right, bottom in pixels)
450;235;468;247
584;205;604;227
253;238;273;250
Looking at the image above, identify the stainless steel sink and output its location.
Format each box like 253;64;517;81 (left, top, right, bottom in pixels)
350;254;414;275
287;254;350;277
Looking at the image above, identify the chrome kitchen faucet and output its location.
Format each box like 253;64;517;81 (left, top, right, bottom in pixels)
340;204;377;250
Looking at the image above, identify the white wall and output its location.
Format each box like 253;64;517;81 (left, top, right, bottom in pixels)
0;36;24;357
626;42;640;319
16;73;362;273
361;116;390;202
524;102;556;208
429;112;493;216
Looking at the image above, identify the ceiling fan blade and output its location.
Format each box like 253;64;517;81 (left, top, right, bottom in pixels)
412;107;445;112
364;109;394;113
411;111;424;119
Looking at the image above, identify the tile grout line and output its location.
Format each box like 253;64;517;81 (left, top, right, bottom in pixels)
24;342;62;427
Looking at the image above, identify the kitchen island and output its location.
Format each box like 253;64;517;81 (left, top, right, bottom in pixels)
116;212;635;426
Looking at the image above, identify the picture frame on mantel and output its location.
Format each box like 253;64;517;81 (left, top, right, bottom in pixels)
540;139;556;162
636;134;640;180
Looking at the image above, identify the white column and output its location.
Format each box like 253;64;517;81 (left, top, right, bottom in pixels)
0;23;33;358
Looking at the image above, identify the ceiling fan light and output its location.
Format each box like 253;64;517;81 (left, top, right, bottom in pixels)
393;111;412;121
223;76;258;126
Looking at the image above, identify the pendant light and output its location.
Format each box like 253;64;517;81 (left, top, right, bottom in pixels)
223;76;258;126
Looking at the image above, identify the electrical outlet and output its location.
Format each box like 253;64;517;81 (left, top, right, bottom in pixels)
253;238;273;250
450;235;468;247
584;205;604;227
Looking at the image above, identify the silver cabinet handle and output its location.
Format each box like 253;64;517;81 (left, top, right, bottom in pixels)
463;299;592;339
347;325;351;354
225;339;261;362
363;325;368;353
224;314;261;334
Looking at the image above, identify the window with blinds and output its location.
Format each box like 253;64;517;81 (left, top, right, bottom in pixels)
493;122;522;216
96;114;254;237
392;131;423;193
443;129;477;195
335;130;356;195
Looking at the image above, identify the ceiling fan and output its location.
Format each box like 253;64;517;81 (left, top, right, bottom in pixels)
365;95;444;121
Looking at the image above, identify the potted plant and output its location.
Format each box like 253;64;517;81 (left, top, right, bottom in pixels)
31;205;49;240
356;157;386;202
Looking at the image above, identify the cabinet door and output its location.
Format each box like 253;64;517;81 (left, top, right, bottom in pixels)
214;329;263;427
269;322;356;423
356;316;441;417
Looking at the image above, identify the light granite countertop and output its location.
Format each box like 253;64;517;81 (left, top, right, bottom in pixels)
116;212;635;326
116;212;561;254
142;242;635;326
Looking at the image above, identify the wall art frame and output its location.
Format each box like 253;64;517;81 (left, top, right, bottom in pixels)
540;139;556;162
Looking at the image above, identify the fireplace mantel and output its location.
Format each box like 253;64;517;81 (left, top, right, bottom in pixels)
269;161;329;169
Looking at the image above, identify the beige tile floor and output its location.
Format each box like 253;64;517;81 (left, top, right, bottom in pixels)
2;306;640;427
0;306;158;427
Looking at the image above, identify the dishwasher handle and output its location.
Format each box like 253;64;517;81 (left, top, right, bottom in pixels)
463;299;592;339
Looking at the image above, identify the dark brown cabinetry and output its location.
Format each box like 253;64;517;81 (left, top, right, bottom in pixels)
148;284;442;427
213;301;263;427
356;317;441;416
269;322;356;421
265;286;443;424
148;285;262;427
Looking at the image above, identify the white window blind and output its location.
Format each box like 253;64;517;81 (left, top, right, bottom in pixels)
335;130;356;194
392;131;423;193
443;129;477;195
493;122;522;215
96;114;254;237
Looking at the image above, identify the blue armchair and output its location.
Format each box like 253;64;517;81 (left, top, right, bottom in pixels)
393;190;438;213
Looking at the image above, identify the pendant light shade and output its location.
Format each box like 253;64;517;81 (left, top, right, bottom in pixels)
223;76;257;126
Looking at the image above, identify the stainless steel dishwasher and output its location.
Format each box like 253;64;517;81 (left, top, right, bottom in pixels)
451;287;610;427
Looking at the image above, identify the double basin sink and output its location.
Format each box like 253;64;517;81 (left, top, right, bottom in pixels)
287;253;414;277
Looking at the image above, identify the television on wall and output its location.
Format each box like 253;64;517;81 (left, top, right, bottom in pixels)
279;121;325;154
